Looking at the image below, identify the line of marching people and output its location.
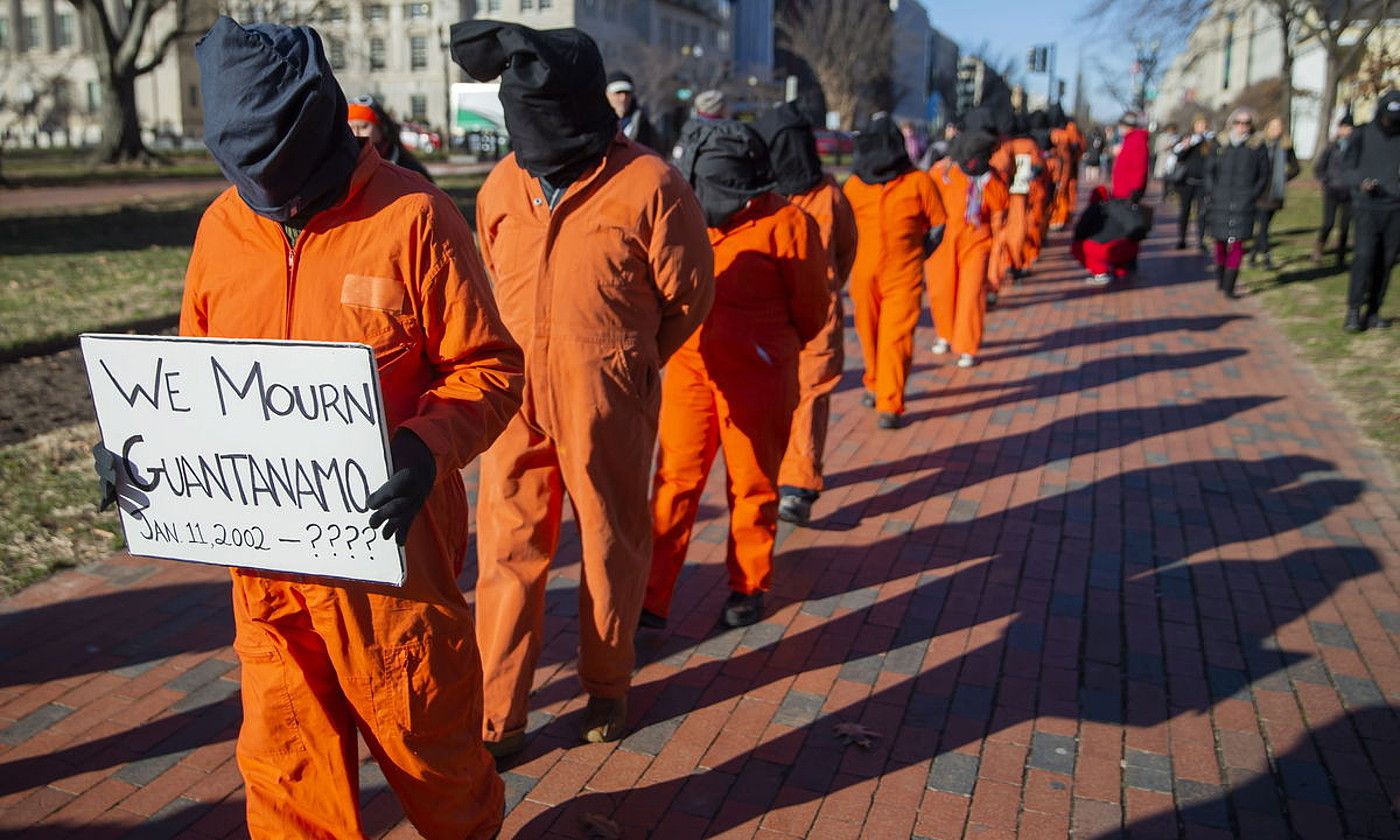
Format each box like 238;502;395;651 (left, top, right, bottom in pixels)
87;17;1104;839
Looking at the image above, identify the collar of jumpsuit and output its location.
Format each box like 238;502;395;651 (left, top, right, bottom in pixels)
450;20;617;185
195;16;361;224
851;115;914;185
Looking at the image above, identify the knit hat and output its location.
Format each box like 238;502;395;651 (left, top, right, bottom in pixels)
695;89;726;118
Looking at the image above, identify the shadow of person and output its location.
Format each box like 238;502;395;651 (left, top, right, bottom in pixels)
506;456;1375;835
976;313;1249;364
0;582;231;689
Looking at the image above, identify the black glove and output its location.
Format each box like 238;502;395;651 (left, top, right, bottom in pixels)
367;430;437;546
92;442;118;512
923;225;946;258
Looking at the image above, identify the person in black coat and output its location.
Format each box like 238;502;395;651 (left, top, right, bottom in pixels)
1312;116;1354;266
1251;116;1301;268
1340;90;1399;332
605;71;663;153
1204;108;1270;298
1171;114;1214;254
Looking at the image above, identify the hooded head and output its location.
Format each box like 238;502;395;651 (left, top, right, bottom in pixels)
1049;103;1067;128
450;21;615;182
754;102;823;197
852;115;913;185
1028;110;1052;150
1010;111;1030;137
195;16;360;223
681;119;775;228
960;106;997;137
951;129;997;177
1378;90;1400;136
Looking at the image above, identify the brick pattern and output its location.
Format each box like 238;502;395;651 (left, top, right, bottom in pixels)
1;202;1398;838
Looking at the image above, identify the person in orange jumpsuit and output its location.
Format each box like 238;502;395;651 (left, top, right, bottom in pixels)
451;22;714;756
988;111;1050;290
843;115;947;429
645;120;831;629
1025;110;1059;262
754;103;858;527
1049;105;1084;230
133;18;523;838
926;129;1010;369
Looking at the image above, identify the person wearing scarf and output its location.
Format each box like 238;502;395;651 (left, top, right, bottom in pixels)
843;114;948;429
754;103;858;528
925;130;1010;368
452;20;714;754
645;120;830;629
177;16;525;837
1204;107;1270;298
1251;116;1300;269
989;110;1051;287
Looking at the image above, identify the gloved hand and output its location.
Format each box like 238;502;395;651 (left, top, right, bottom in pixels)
922;225;946;258
367;430;437;546
92;442;118;511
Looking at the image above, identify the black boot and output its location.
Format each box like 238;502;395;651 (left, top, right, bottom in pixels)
1344;308;1365;333
1366;312;1392;329
1221;269;1240;299
1216;265;1226;291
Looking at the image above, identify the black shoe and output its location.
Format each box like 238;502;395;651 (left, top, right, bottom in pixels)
1366;313;1392;330
1344;308;1366;333
986;291;998;308
722;591;764;628
777;494;813;526
1221;268;1240;299
1176;238;1186;250
877;413;902;430
860;391;875;408
638;609;667;630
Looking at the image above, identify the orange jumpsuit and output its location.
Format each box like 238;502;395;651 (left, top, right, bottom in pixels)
778;175;858;495
843;170;947;415
925;158;1010;358
180;144;523;839
989;138;1048;284
1050;122;1085;228
473;135;713;745
646;193;830;616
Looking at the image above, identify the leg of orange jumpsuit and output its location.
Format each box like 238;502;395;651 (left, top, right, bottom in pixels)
711;357;795;594
849;271;881;396
927;242;956;350
875;274;924;415
474;412;565;744
779;295;843;494
1005;195;1029;273
951;242;990;357
646;347;720;618
1064;175;1079;218
554;368;660;700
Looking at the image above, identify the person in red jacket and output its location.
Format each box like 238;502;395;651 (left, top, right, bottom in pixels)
1111;112;1150;201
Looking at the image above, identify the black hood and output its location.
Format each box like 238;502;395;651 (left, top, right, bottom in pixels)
681;119;776;228
852;115;912;185
962;107;998;137
1049;103;1067;128
1010;112;1030;137
951;130;998;177
754;102;823;197
450;20;615;182
195;16;360;223
1379;90;1400;135
1028;110;1053;150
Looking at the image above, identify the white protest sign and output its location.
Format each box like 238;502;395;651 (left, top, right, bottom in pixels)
80;334;406;585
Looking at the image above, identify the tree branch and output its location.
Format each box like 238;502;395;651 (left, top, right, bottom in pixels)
133;0;191;76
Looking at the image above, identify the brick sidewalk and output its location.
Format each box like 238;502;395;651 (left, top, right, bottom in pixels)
2;200;1398;839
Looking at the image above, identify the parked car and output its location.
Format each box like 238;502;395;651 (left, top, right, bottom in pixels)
399;122;442;153
814;130;855;157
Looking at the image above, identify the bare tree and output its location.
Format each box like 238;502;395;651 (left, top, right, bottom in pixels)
777;0;893;129
66;0;202;163
1294;0;1394;157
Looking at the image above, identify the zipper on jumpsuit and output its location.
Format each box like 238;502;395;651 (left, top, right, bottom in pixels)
283;238;301;340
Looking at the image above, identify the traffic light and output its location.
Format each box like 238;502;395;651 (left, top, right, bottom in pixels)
1026;47;1042;73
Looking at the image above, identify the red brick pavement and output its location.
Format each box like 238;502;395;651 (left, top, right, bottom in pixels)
2;198;1398;839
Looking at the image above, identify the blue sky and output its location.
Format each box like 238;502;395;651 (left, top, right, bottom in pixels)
915;0;1139;120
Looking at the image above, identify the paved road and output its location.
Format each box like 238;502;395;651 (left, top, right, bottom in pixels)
0;202;1396;839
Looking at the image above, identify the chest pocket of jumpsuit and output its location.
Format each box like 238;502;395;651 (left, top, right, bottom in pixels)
587;223;647;289
340;273;420;379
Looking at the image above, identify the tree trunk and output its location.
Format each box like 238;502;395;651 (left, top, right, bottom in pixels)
1313;54;1340;167
96;68;149;164
1280;43;1294;134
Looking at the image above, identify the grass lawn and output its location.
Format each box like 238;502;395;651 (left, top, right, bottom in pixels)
1237;179;1400;465
2;148;223;187
0;172;485;591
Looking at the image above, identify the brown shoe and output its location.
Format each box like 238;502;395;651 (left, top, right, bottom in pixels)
484;731;525;759
581;696;627;743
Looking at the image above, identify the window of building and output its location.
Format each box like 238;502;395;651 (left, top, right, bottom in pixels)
486;0;501;10
410;94;427;121
0;18;10;51
55;13;74;49
520;0;533;11
604;0;618;21
328;37;347;69
20;14;39;52
369;37;386;69
404;2;430;18
86;80;101;112
539;0;552;9
326;4;348;21
410;35;427;69
188;84;199;108
365;3;388;21
578;0;596;14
